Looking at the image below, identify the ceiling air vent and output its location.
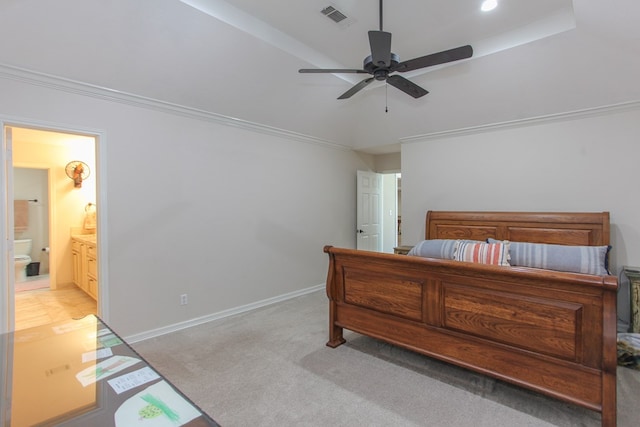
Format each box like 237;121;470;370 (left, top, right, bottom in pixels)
321;6;348;24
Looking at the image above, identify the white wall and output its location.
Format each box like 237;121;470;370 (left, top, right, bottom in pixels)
374;152;401;172
401;105;640;275
381;174;398;254
0;71;368;337
401;105;640;329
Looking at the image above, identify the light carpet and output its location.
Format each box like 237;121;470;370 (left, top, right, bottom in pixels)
133;290;640;426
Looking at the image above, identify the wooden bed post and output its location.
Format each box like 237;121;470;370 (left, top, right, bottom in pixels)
324;246;346;348
327;300;346;348
601;276;618;427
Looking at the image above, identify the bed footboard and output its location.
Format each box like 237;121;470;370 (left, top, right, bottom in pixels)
323;245;618;427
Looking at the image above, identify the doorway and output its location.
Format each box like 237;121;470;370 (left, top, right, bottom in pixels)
13;167;50;292
8;126;98;330
356;170;400;253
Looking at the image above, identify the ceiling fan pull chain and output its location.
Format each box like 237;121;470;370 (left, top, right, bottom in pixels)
385;82;388;113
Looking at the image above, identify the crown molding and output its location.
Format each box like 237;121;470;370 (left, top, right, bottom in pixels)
400;99;640;145
0;63;352;152
6;63;636;153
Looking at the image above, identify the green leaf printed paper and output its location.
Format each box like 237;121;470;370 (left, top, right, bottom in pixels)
114;380;201;426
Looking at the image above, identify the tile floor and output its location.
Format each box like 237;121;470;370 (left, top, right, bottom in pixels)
14;276;97;330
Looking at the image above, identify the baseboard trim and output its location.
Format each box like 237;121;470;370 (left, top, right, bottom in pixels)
125;283;325;343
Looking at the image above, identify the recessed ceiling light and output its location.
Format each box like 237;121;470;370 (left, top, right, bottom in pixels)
481;0;498;12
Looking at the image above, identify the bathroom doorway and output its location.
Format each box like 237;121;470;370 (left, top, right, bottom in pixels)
9;126;98;330
13;167;50;292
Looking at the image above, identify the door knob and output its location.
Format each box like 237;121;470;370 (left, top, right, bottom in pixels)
357;229;364;233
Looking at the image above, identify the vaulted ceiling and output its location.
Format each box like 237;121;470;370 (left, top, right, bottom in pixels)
1;0;639;153
185;0;575;77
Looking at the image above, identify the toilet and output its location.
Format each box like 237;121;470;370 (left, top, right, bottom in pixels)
14;239;32;282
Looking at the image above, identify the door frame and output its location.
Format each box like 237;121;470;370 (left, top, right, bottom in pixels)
0;117;110;333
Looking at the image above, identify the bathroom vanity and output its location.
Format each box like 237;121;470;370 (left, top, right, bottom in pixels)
71;235;98;299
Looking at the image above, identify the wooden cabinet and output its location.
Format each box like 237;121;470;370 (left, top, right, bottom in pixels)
72;240;83;288
86;245;98;299
393;245;414;255
624;267;640;333
71;236;98;300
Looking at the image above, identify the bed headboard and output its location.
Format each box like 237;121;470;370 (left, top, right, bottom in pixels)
425;211;610;246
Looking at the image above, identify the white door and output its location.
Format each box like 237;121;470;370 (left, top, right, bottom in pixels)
356;170;383;251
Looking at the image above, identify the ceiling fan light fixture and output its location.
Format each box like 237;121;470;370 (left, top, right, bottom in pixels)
481;0;498;12
363;52;399;74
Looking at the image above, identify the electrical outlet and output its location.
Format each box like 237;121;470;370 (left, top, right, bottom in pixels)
180;294;188;305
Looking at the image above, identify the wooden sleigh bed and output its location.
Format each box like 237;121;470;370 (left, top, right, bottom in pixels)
324;211;618;426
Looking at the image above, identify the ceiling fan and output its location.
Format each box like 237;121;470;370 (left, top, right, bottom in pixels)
299;0;473;100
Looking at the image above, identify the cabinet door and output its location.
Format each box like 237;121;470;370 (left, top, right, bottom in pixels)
72;249;82;287
87;255;98;300
87;256;97;279
80;244;88;291
71;239;98;298
87;278;98;300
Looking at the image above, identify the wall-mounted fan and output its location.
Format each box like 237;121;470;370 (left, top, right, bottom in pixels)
299;0;473;99
65;160;90;188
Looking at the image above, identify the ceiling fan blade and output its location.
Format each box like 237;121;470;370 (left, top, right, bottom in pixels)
386;75;428;98
299;68;368;74
368;30;392;68
393;45;473;73
338;77;375;99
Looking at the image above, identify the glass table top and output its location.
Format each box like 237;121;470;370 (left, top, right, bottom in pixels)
1;315;219;427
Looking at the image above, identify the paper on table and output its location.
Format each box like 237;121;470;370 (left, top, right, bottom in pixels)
108;366;161;394
76;355;141;387
98;333;123;348
82;347;113;363
114;380;201;427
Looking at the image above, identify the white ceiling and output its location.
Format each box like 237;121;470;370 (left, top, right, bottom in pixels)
185;0;575;80
0;0;639;154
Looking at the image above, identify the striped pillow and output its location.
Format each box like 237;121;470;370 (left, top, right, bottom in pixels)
407;239;461;259
454;241;510;266
488;239;610;275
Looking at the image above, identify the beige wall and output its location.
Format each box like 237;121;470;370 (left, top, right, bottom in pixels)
401;105;640;274
401;105;640;330
374;152;401;172
0;72;368;337
13;132;96;287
